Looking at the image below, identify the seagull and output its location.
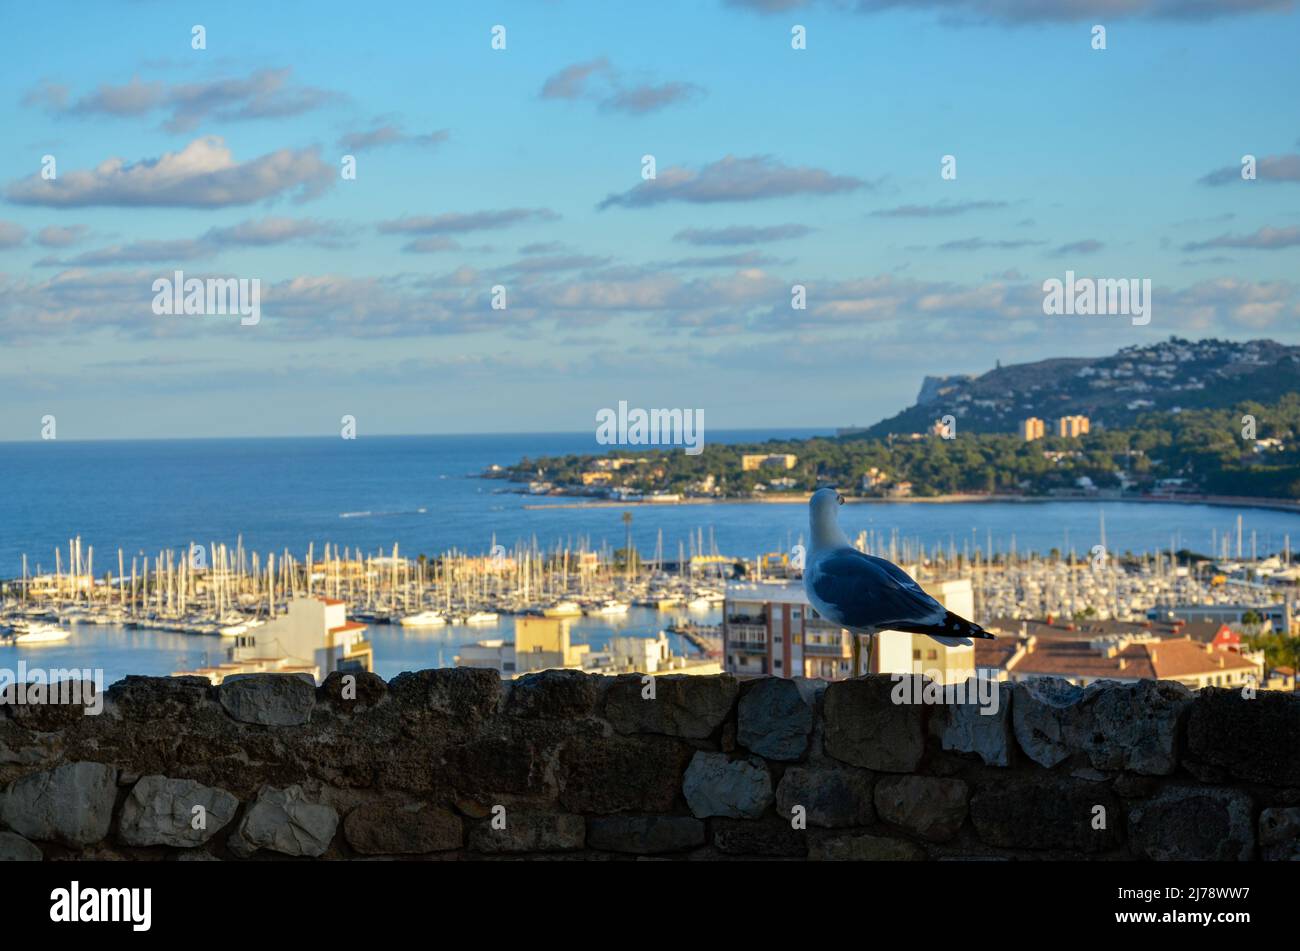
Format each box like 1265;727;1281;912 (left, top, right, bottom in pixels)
802;487;994;677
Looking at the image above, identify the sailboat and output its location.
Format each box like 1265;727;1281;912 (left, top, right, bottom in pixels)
13;622;72;644
400;609;447;627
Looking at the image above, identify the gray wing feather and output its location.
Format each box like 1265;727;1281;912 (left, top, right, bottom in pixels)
808;549;945;630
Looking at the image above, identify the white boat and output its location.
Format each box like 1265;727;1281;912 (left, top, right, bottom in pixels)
463;611;500;625
687;597;713;611
585;600;630;617
220;618;265;637
400;610;447;627
14;623;72;644
542;601;582;618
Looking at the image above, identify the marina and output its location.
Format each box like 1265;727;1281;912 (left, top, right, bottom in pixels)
3;434;1299;684
1;512;1295;684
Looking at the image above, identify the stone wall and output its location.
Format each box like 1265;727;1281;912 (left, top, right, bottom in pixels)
1;670;1297;861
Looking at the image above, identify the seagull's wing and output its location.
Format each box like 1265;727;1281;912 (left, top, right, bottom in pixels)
807;548;991;646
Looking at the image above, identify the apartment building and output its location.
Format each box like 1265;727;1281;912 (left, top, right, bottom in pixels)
1056;415;1091;438
1019;417;1045;441
741;453;799;472
722;577;978;682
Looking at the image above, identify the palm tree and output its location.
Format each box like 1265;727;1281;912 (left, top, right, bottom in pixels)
622;511;633;583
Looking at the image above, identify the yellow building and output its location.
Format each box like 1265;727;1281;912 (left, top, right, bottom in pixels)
1019;417;1045;441
741;453;798;472
581;470;614;485
1057;415;1090;438
514;616;590;672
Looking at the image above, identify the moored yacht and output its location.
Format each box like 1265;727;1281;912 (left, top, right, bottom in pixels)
13;622;72;644
399;610;446;627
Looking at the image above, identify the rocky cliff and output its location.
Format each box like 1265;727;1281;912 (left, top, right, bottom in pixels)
861;337;1300;436
1;671;1297;861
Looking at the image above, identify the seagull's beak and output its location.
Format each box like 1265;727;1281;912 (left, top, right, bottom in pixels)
836;493;845;505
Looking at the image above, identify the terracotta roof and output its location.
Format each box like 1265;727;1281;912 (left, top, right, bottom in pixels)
1139;638;1258;679
329;622;367;634
984;616;1183;641
319;597;346;606
1177;619;1236;644
975;638;1021;669
986;635;1260;682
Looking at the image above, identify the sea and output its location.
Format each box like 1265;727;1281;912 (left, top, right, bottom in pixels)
4;430;1300;683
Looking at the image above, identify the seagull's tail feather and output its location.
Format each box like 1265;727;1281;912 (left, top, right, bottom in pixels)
888;611;994;647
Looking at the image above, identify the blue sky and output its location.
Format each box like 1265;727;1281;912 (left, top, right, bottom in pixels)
1;0;1298;440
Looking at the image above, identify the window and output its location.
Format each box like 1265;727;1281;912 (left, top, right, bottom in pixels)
912;649;921;660
926;650;937;660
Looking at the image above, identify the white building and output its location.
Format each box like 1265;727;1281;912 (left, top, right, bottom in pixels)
175;597;372;684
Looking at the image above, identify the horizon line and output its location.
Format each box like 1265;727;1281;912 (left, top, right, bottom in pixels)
0;425;838;447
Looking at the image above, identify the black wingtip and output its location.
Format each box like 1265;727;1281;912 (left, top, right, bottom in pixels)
945;610;994;640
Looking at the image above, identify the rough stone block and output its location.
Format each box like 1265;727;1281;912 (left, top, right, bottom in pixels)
1259;807;1300;861
443;732;551;805
388;667;502;720
737;678;814;761
2;679;102;729
823;675;926;772
505;670;603;719
604;674;737;739
940;680;1013;767
1186;688;1300;786
874;775;969;842
467;811;586;853
970;778;1122;853
1;761;117;847
774;766;874;828
343;800;462;854
1128;786;1254;861
1012;678;1191;775
118;775;239;847
0;831;42;861
218;674;316;726
318;670;387;711
682;752;772;819
107;675;212;720
559;734;692;814
229;785;338;857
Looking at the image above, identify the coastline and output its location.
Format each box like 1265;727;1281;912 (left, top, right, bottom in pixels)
523;493;1300;513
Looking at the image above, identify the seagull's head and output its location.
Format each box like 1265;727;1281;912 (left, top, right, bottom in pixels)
809;487;845;538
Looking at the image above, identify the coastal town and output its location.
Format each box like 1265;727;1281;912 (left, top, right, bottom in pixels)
2;524;1295;694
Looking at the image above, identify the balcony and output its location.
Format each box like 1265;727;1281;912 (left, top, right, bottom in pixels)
804;637;849;656
726;623;768;648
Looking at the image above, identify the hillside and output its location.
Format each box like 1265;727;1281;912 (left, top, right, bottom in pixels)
861;337;1300;437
